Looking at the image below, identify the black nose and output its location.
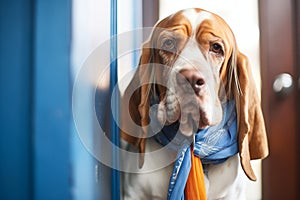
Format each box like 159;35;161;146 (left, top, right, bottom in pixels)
177;69;205;93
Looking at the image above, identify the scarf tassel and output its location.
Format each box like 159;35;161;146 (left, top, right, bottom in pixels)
184;149;207;200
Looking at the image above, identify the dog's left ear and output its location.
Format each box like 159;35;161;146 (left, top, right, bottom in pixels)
120;41;153;167
234;52;269;181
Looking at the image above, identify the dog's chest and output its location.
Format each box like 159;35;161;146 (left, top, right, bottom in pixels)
122;139;247;200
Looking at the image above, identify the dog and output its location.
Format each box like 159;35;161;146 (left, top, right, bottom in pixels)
119;8;268;200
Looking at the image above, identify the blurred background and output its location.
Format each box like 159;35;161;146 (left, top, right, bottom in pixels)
0;0;299;199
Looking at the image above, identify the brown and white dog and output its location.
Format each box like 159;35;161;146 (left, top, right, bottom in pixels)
120;8;268;200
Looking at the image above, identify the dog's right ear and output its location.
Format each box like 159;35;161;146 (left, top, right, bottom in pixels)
234;52;269;181
120;41;154;167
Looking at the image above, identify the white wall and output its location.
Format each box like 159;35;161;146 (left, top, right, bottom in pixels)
71;0;143;199
71;0;111;199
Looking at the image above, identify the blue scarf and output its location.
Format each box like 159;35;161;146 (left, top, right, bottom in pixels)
154;100;238;200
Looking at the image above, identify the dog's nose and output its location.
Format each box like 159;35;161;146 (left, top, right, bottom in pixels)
177;69;205;93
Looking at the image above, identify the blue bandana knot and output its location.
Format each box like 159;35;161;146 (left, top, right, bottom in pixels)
154;100;238;200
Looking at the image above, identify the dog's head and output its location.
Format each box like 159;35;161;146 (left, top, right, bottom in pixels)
120;8;268;181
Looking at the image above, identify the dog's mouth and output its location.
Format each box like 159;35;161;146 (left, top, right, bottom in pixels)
156;90;211;136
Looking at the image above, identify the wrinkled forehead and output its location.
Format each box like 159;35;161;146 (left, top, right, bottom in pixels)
155;9;207;36
158;9;214;32
153;8;235;54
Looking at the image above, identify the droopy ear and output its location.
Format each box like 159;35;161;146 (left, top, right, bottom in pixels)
234;52;269;181
120;41;153;167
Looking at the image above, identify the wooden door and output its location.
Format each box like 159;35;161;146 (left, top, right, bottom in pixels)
259;0;300;199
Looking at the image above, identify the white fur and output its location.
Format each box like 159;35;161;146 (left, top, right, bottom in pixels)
182;9;212;35
121;138;248;200
121;139;175;200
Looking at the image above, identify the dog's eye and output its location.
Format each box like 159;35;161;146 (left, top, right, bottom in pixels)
162;38;176;51
210;43;223;55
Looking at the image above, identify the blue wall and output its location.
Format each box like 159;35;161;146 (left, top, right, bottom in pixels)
0;1;34;199
0;0;71;199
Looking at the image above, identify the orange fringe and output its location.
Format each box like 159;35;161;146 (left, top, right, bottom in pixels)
184;149;207;200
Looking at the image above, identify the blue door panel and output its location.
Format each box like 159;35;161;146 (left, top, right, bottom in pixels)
33;0;71;199
0;1;33;199
0;0;71;200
